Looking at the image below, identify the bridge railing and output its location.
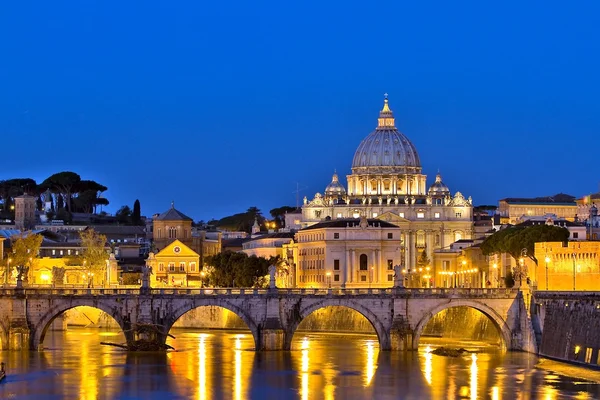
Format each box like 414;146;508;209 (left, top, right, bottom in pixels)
0;286;521;298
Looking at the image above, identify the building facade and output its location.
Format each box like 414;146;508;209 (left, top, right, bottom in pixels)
534;241;600;291
288;217;402;288
290;96;474;276
14;194;36;230
146;239;201;287
498;194;577;224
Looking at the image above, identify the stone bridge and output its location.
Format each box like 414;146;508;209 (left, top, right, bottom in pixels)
0;287;536;353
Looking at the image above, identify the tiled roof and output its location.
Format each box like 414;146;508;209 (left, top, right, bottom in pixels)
155;207;193;221
301;218;399;231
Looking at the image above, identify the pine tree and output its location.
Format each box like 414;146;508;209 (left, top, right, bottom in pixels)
132;199;141;225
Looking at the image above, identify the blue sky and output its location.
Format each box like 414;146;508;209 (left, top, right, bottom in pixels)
1;1;599;221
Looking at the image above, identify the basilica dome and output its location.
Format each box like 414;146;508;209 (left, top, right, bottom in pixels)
428;173;450;195
351;97;421;174
324;172;346;197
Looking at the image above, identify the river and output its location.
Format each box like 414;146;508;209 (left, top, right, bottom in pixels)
1;328;599;399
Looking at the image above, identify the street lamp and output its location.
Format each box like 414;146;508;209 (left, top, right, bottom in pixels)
544;256;551;290
5;258;11;286
326;272;331;288
572;253;577;291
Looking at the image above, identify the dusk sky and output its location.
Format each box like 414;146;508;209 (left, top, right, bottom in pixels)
1;2;599;222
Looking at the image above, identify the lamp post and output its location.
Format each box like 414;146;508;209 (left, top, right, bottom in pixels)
572;253;576;291
5;258;11;286
545;256;550;290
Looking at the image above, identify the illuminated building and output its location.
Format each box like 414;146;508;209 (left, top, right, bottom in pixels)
151;202;221;267
14;194;36;230
497;194;577;224
146;239;201;287
286;96;474;280
534;241;600;291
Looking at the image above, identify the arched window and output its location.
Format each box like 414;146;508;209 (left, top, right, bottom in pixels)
169;227;177;239
454;231;463;242
416;231;426;247
360;254;368;271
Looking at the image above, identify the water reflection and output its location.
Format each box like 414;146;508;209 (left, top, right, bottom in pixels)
1;328;600;399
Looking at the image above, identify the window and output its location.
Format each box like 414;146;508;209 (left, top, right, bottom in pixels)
387;232;393;239
359;254;368;271
169;227;177;239
360;275;367;282
585;347;593;363
334;259;340;270
52;249;56;256
417;212;425;219
434;212;440;219
179;262;185;272
455;212;462;218
388;274;393;282
573;232;579;239
67;249;71;255
159;263;165;272
334;233;340;239
399;213;405;218
169;263;175;272
373;212;378;218
353;211;360;218
387;260;393;270
60;250;64;256
336;213;342;218
334;274;340;282
190;262;196;272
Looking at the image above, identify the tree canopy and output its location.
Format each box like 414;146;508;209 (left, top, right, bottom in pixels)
9;233;43;282
79;229;109;281
205;251;279;287
270;206;297;229
480;224;570;264
211;207;265;233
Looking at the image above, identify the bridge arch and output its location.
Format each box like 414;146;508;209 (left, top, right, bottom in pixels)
164;299;260;350
31;300;129;350
285;298;390;350
412;299;511;350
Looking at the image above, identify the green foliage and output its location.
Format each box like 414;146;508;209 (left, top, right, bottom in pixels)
42;172;81;212
205;251;279;287
79;229;109;278
213;207;265;233
121;273;141;285
116;205;132;224
504;270;515;288
417;246;431;268
480;224;570;263
9;233;44;282
270;206;297;229
55;208;72;224
132;199;142;225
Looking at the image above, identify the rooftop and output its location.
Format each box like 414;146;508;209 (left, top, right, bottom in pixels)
301;218;399;231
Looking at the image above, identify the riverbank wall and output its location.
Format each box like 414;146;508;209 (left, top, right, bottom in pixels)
534;292;600;366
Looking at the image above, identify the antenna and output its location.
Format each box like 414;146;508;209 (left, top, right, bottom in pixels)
292;182;309;209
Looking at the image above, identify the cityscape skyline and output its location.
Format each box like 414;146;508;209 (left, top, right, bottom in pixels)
2;2;600;221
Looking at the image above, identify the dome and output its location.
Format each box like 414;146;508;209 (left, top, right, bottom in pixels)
351;96;421;173
428;173;450;195
325;172;346;197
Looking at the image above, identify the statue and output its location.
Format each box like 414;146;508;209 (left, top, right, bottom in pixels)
393;265;405;288
303;196;307;205
269;265;277;289
426;196;432;205
141;265;153;289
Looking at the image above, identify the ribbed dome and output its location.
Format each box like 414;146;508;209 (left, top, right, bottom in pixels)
325;172;346;197
428;173;450;195
351;97;421;173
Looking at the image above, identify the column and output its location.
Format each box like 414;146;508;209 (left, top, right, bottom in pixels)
350;250;355;283
345;249;351;286
392;178;397;195
439;225;445;249
377;248;383;284
371;249;376;285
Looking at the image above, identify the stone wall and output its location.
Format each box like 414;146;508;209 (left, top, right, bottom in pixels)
535;293;600;366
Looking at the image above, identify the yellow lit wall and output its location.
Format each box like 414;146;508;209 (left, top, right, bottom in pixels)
535;241;600;291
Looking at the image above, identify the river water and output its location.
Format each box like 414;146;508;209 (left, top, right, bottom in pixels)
1;328;600;399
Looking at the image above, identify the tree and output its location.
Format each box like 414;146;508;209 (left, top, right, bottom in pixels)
9;233;43;283
42;172;81;212
79;229;108;287
57;194;64;210
481;224;570;264
132;200;142;225
116;206;132;225
270;206;297;229
205;251;278;288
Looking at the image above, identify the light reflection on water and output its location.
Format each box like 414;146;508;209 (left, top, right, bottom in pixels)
0;328;599;399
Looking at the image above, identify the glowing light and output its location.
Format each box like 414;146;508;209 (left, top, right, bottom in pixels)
575;345;581;355
364;340;376;387
198;335;206;400
424;346;432;385
301;337;309;400
491;386;500;400
493;263;498;269
234;337;242;400
545;257;551;263
40;273;50;282
470;352;478;400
